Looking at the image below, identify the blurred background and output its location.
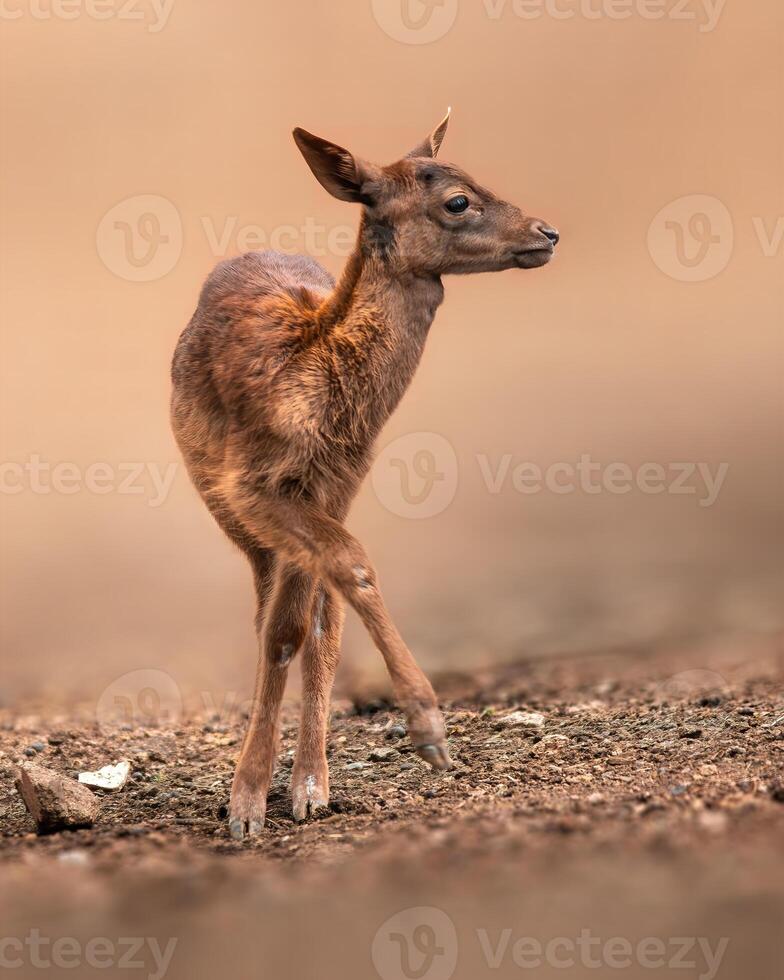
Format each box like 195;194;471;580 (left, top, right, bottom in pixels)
1;0;782;706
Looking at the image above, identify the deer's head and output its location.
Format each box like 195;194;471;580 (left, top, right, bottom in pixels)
293;110;558;277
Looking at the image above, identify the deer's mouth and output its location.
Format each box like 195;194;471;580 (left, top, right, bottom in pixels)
513;247;554;269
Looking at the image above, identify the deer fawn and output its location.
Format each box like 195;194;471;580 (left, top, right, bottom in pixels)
171;111;559;838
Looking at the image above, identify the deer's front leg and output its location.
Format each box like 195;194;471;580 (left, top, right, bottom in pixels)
230;562;313;839
291;585;345;822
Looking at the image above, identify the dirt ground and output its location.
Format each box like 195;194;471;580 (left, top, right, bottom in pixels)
1;634;782;979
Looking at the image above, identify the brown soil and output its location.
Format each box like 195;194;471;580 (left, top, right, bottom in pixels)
1;635;782;980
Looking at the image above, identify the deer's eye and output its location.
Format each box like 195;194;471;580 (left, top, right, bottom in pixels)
444;195;469;214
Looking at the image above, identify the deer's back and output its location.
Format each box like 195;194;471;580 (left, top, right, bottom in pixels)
197;250;334;314
172;248;333;398
170;250;347;505
173;249;333;379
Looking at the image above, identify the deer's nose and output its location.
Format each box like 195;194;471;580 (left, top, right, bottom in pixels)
535;222;560;247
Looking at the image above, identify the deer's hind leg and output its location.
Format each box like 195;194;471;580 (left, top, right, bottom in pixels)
226;489;451;773
291;584;345;822
229;561;315;839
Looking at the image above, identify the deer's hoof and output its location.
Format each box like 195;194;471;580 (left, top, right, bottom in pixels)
291;771;329;823
416;742;453;770
228;785;266;840
228;816;264;840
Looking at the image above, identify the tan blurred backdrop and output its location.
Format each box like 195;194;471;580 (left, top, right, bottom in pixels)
1;0;782;705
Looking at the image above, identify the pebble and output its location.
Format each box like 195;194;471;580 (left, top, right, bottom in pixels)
78;761;131;791
345;762;371;771
385;726;407;741
501;711;545;728
369;747;398;763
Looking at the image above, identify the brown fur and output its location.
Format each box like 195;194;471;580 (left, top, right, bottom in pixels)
170;112;558;837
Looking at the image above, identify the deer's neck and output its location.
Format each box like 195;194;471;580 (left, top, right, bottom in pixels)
317;215;444;433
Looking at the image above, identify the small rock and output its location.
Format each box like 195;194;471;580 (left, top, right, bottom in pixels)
369;747;398;763
385;725;407;741
501;711;545;728
15;763;99;834
78;761;131;792
30;741;46;753
345;762;371;771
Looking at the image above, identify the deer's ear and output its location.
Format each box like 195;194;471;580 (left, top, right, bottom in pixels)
406;108;451;159
292;128;374;204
